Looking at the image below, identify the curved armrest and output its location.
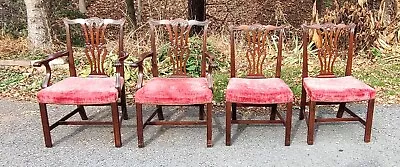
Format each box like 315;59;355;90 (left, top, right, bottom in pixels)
33;51;69;67
127;51;153;68
114;51;130;78
128;52;153;89
119;51;129;62
114;51;129;67
205;51;217;89
33;51;69;89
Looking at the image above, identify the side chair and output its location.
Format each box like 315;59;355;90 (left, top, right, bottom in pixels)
300;23;376;145
225;24;294;146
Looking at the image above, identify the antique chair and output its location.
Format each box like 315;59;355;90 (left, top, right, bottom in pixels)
300;23;376;145
225;24;293;146
33;18;128;147
133;19;214;148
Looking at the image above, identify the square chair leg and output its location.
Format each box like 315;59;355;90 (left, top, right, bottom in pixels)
136;103;144;148
39;103;52;148
285;103;293;146
307;101;316;145
364;99;375;142
225;102;232;146
206;103;213;147
111;102;122;147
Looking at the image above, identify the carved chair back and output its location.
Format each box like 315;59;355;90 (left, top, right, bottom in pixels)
229;24;285;79
301;23;356;78
148;19;209;78
63;17;125;77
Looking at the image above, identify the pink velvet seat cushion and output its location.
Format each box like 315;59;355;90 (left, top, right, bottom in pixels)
226;78;294;104
135;77;212;105
37;77;122;105
303;76;376;102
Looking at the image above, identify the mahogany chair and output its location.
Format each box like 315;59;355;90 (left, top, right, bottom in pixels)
133;19;214;148
225;24;294;146
300;23;376;145
33;18;128;147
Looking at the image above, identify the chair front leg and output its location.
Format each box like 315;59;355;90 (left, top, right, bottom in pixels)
285;103;293;146
364;99;375;142
39;103;52;148
226;102;232;146
77;105;88;120
206;103;213;147
111;102;122;147
136;103;144;148
307;101;316;145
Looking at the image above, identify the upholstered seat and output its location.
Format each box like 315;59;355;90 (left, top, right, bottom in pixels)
135;77;212;105
226;78;293;104
303;76;376;102
37;77;123;105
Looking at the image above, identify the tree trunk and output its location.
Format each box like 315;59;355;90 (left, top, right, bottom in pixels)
188;0;206;21
137;0;142;23
188;0;206;33
125;0;138;27
24;0;52;50
78;0;86;14
316;0;323;15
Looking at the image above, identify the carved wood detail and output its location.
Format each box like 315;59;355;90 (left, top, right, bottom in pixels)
230;24;285;78
63;17;125;76
149;19;209;77
302;23;356;77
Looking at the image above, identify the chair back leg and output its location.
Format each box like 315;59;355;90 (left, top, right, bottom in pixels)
156;105;164;120
232;103;237;120
121;86;128;120
336;103;346;118
270;104;277;120
299;87;307;120
199;105;205;120
77;105;88;120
